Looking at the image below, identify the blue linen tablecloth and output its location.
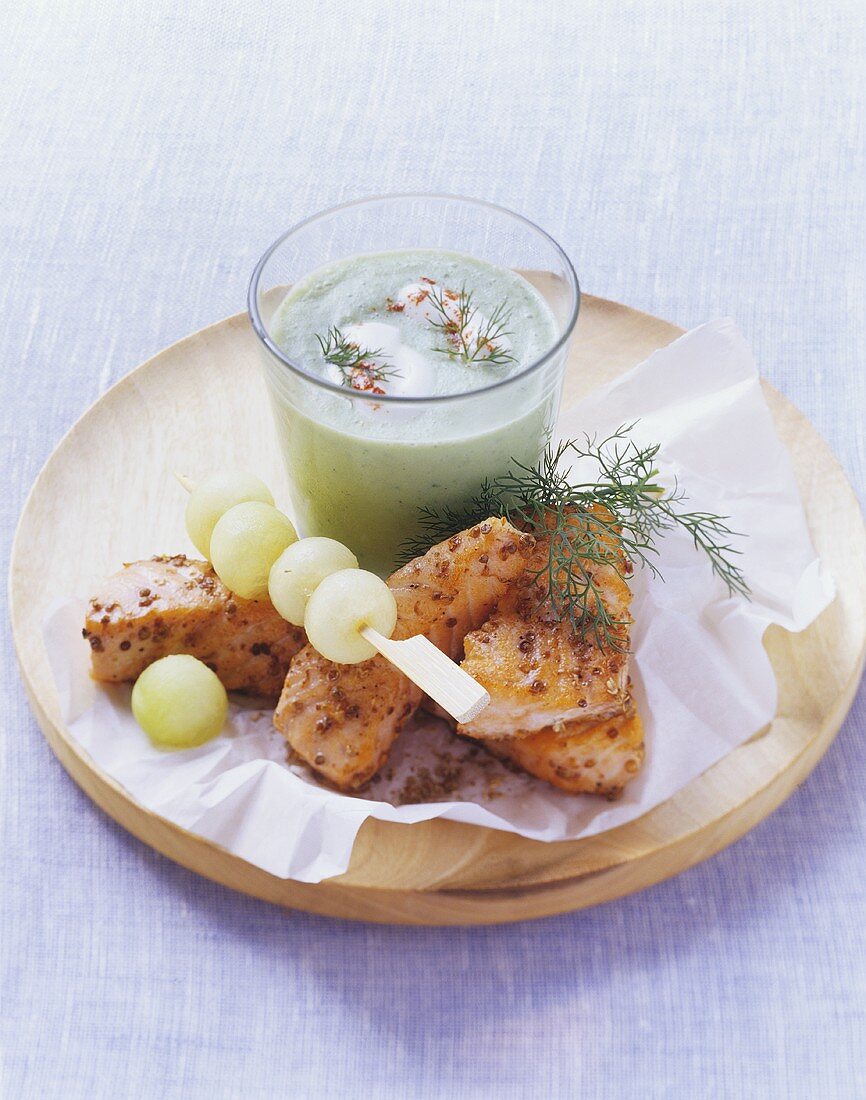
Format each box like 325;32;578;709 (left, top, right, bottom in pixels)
2;3;864;1097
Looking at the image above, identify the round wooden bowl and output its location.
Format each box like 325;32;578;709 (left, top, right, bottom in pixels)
10;296;866;925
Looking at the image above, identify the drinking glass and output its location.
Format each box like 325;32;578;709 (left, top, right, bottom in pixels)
249;194;579;575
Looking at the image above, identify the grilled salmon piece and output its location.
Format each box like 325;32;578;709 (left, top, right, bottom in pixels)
84;554;306;699
391;519;536;659
277;651;419;791
489;709;645;800
274;519;534;790
458;518;633;740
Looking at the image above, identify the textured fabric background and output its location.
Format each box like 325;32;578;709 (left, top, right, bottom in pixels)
2;2;864;1097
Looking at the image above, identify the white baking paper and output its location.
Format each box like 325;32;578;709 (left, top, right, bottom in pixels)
43;319;835;882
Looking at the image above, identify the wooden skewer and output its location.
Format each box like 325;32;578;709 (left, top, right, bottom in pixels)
360;627;490;725
174;472;491;724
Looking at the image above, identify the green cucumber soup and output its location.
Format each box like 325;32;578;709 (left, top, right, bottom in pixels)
263;249;563;575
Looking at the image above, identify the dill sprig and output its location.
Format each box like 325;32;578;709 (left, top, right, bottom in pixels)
399;424;749;651
315;326;401;391
426;285;516;367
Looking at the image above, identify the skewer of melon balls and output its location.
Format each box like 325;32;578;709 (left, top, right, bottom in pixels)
132;470;489;750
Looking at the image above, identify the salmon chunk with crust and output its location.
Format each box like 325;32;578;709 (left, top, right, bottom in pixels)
457;520;633;741
84;554;306;699
274;519;535;790
278;652;419;792
488;709;645;800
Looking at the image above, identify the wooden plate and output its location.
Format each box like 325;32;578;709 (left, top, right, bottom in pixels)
10;296;866;925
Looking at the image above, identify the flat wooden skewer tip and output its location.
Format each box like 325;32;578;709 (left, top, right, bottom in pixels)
361;626;489;725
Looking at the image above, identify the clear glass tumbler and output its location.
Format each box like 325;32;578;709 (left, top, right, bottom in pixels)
248;194;579;575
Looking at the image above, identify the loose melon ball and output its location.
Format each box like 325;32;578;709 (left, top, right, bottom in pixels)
131;655;228;749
